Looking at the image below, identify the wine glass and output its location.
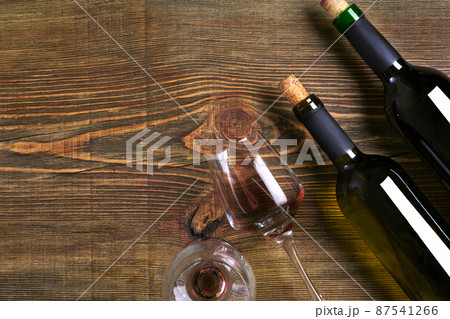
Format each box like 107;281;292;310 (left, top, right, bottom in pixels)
163;238;256;301
206;131;323;301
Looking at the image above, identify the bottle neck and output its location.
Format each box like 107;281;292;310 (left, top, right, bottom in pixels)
292;94;360;170
333;4;403;75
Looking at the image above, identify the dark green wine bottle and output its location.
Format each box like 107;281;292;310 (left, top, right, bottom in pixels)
279;75;450;300
322;1;450;190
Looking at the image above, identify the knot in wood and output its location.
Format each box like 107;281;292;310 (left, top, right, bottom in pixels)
218;108;253;140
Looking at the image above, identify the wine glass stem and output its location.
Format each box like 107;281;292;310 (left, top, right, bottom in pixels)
275;231;323;301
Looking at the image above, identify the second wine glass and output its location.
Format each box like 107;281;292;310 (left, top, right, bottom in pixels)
207;131;323;300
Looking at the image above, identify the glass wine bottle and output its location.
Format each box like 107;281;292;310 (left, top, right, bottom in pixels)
279;75;450;300
321;0;450;190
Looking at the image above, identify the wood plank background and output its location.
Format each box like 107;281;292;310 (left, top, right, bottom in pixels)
0;0;448;300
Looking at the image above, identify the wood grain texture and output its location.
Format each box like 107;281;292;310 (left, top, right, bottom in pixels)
0;0;449;300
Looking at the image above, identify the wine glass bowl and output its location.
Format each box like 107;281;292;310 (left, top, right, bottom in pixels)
207;133;304;237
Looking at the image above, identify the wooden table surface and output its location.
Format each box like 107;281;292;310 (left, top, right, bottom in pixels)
0;0;449;301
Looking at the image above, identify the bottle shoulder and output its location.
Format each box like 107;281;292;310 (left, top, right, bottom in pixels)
381;63;450;137
338;154;397;175
334;153;445;230
336;154;404;193
382;63;450;94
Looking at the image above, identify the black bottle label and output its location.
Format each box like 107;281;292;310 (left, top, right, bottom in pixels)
380;175;450;276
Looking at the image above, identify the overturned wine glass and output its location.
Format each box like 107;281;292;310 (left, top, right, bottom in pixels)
163;238;256;301
206;130;323;301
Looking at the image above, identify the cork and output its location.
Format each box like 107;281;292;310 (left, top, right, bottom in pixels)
320;0;349;19
278;75;309;106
